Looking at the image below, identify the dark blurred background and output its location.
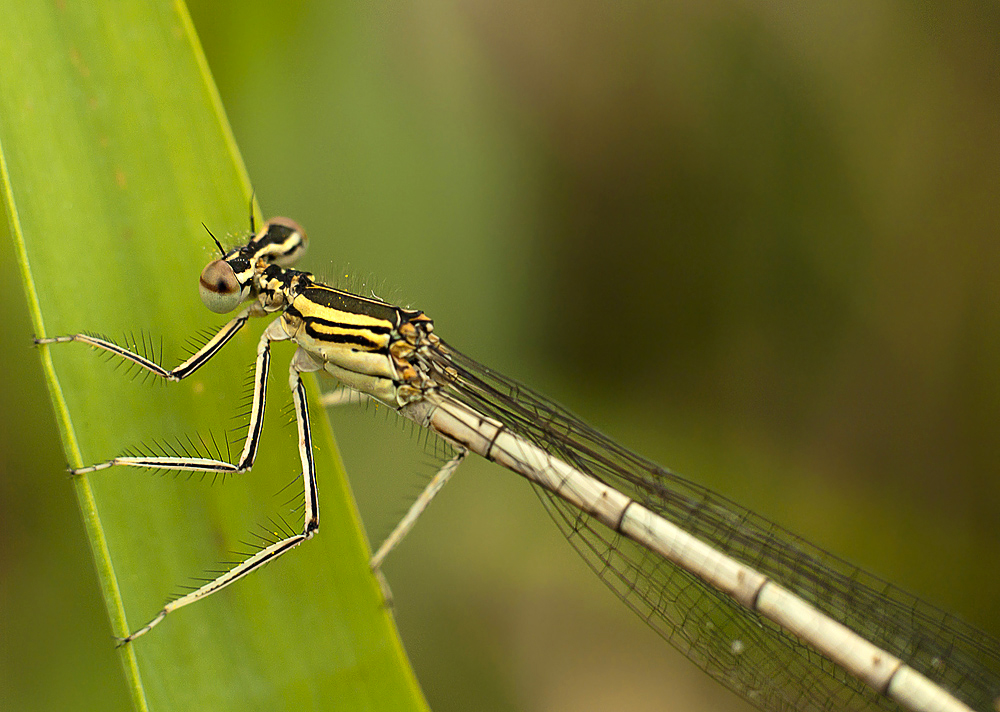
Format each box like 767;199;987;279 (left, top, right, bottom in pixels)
4;1;999;711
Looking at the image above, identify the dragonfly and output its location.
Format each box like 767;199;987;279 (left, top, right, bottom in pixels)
35;216;1000;712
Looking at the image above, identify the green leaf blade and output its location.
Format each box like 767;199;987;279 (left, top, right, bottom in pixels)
0;2;426;711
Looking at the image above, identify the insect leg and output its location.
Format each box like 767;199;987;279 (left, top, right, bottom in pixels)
70;319;285;476
35;306;253;382
118;334;321;645
370;448;466;571
319;388;369;408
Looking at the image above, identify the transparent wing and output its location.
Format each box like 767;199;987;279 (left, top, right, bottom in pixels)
426;339;1000;712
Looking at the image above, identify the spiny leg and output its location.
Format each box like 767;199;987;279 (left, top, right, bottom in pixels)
370;449;466;571
319;387;370;408
119;336;321;645
35;306;253;382
320;386;466;570
321;383;467;600
70;318;282;477
287;345;321;535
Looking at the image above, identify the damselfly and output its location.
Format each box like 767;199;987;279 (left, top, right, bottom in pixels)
36;217;1000;712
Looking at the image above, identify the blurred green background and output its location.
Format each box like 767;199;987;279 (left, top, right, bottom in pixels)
3;1;999;711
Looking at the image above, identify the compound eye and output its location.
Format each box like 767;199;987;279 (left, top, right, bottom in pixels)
199;260;243;313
